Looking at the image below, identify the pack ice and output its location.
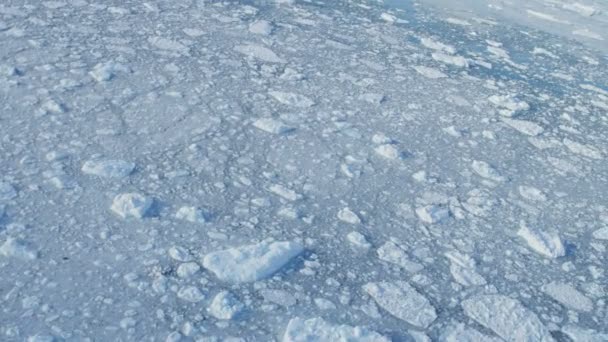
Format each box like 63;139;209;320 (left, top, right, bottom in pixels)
202;240;304;283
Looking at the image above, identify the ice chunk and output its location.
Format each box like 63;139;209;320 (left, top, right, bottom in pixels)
235;44;285;63
471;160;505;182
110;193;153;219
90;62;131;82
374;144;401;160
269;184;300;201
0;182;17;201
283;317;389;342
488;95;529;116
461;295;553;342
431;53;469;68
177;262;200;278
562;325;608;342
377;241;424;273
501;118;544;136
82;159;135;178
175;206;208;223
249;20;273;35
148;36;190;54
440;323;501;342
592;227;608;240
517;222;565;258
269;91;314;108
347;231;372;249
445;251;486;286
519;186;547;202
168;246;193;262
208;291;244;320
563;139;603;160
414;66;447;79
416;205;449;224
420;37;456;54
202;240;303;283
0;237;38;260
338;207;361;224
252;118;294;135
542;282;593;312
363;281;437;329
177;286;205;303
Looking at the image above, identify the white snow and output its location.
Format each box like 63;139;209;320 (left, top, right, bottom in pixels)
81;159;135;178
202;240;303;283
282;317;389;342
363;281;437;329
517;222;566;258
462;295;553;342
252;118;294;135
208;291;244;320
0;237;38;260
110;193;153;219
337;207;361;224
175;206;208;223
542;282;593;312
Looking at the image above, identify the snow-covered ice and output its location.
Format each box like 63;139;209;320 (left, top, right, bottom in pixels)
0;237;38;260
208;291;244;320
337;207;362;224
462;295;553;342
363;281;437;329
377;241;424;273
283;317;389;342
110;193;153;219
517;222;566;259
542;282;593;312
81;159;135;178
252;118;294;135
175;206;208;223
202;240;303;283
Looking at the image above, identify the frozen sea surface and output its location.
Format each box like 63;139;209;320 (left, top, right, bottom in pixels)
0;0;607;341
